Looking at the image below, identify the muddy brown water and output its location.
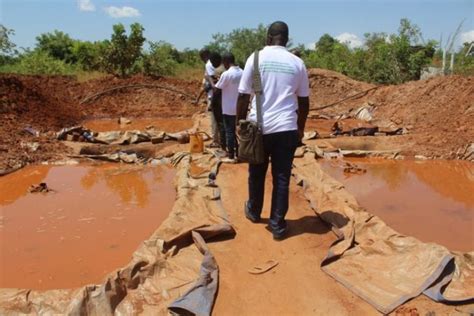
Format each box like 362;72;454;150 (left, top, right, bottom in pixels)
0;163;176;290
83;118;193;133
320;158;474;252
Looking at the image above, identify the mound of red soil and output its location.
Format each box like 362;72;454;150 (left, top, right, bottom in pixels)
0;74;200;171
308;68;375;112
372;75;474;158
1;68;470;170
0;75;82;129
78;74;199;119
308;68;474;158
0;75;83;171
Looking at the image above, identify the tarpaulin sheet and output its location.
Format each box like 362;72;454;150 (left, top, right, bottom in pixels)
57;126;193;146
0;152;233;315
293;153;474;314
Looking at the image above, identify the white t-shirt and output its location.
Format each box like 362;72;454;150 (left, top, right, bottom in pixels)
238;45;310;134
205;60;216;76
215;65;243;116
205;60;216;99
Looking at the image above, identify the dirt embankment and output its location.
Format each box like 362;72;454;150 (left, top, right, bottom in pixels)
78;75;199;118
308;68;474;158
0;74;200;171
1;70;472;170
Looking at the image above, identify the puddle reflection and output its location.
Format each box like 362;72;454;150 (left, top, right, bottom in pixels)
0;164;176;290
321;159;474;252
80;165;166;207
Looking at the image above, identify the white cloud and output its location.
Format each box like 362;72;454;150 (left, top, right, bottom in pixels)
335;33;363;49
104;6;141;18
78;0;95;12
460;30;474;44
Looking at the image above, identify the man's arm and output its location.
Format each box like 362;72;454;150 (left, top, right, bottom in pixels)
205;74;217;89
211;88;223;120
297;96;309;141
236;93;251;124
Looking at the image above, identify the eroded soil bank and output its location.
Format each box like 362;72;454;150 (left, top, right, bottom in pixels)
1;70;473;172
0;163;175;290
320;158;474;252
0;70;473;314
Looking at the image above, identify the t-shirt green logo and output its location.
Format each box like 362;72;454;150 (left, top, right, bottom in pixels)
260;61;296;75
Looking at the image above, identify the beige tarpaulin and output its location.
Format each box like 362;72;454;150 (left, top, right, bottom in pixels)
0;152;234;315
56;126;194;145
293;153;474;314
1;134;472;314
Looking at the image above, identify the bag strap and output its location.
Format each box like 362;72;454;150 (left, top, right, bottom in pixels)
252;50;263;129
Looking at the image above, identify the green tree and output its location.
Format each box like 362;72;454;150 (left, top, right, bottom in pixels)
454;41;474;75
362;19;435;83
143;41;179;77
315;34;337;54
102;23;145;77
175;48;201;66
71;40;107;71
301;19;437;84
304;34;353;75
208;24;268;66
36;30;76;63
0;24;17;65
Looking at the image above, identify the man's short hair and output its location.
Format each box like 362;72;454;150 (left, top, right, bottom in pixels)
199;48;210;58
267;21;289;40
222;52;235;64
209;52;222;68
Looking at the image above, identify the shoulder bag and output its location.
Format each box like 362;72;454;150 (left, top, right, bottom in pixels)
237;50;265;164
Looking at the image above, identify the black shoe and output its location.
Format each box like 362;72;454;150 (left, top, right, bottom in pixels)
272;230;288;241
244;201;260;223
265;225;288;241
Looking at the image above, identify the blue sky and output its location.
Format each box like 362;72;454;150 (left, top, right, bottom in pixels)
1;0;473;51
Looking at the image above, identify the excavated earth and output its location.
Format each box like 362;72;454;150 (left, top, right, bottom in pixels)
0;71;473;315
1;70;473;172
308;69;474;159
0;74;198;172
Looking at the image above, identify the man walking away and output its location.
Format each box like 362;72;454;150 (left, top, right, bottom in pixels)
214;52;243;161
236;21;310;240
199;49;222;148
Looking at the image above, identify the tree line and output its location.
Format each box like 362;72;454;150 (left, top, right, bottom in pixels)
0;19;472;83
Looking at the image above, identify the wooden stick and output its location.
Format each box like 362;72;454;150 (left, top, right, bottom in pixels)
309;86;379;112
80;84;197;104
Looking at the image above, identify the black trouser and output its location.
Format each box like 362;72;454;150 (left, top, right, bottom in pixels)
246;130;299;235
222;114;237;158
211;90;226;149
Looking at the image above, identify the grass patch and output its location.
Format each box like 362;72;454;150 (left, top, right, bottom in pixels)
174;64;203;82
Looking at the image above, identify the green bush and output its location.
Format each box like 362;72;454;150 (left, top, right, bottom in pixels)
302;19;436;84
101;23;145;77
142;41;179;77
0;50;76;75
0;24;17;66
36;30;76;63
72;40;106;71
454;42;474;76
207;24;267;66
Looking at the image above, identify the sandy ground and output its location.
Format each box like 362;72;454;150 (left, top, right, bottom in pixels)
209;162;469;315
211;163;376;315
